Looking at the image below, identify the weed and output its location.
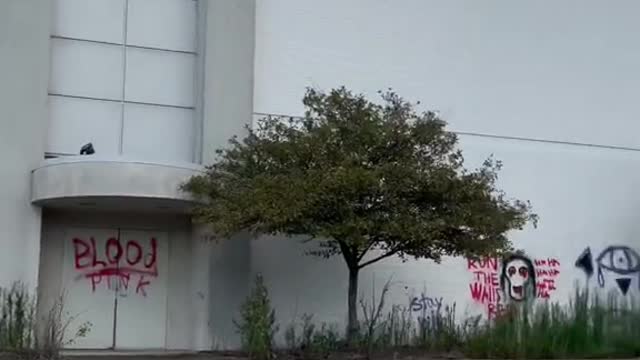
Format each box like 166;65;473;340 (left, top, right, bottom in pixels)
0;283;91;360
0;283;35;351
359;278;392;357
378;305;413;348
234;274;278;360
284;314;342;358
37;291;92;360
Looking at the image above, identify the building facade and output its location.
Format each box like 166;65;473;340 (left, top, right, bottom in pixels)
1;0;640;352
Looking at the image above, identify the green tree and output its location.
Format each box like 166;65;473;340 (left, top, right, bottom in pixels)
183;87;537;342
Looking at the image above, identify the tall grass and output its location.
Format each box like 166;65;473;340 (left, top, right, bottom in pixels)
0;282;93;359
0;282;35;351
299;287;640;359
464;288;640;359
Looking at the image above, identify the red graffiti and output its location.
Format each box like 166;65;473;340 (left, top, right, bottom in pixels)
467;257;502;319
467;255;561;318
487;303;507;318
72;236;158;297
536;268;561;277
136;276;151;296
467;258;498;272
534;257;560;299
534;258;561;267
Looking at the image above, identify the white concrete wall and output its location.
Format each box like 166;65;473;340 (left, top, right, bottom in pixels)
196;0;256;349
0;0;50;289
38;210;199;350
251;0;640;340
200;0;256;164
255;0;640;148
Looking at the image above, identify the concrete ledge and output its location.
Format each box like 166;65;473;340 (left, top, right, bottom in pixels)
31;156;204;211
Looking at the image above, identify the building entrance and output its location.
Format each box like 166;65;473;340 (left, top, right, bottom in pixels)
61;227;168;349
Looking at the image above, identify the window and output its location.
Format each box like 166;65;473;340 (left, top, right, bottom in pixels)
48;0;198;163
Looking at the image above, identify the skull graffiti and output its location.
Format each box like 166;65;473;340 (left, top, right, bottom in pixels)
500;255;536;301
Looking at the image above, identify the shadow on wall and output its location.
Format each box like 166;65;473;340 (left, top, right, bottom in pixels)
209;233;252;350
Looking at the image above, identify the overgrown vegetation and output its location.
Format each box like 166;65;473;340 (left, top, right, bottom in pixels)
37;292;92;359
0;283;90;360
238;274;640;359
235;274;279;360
0;283;35;351
284;314;341;359
464;289;640;359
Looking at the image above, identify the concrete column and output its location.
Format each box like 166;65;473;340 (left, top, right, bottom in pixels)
194;0;256;350
200;0;256;164
0;0;50;290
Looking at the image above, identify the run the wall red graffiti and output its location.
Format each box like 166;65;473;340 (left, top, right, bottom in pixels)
72;236;158;296
467;258;504;318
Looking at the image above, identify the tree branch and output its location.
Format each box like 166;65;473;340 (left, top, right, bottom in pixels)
301;235;316;243
357;239;378;262
357;247;402;269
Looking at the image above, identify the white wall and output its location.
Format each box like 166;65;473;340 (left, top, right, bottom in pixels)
255;0;640;148
0;0;50;289
252;0;640;337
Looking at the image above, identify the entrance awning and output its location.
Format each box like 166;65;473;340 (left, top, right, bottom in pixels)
31;156;204;213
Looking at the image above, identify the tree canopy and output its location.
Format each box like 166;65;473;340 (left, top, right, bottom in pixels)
183;87;538;338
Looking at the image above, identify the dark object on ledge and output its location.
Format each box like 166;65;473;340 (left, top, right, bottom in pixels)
80;143;95;155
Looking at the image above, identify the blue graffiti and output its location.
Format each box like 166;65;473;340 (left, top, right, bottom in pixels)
409;293;443;312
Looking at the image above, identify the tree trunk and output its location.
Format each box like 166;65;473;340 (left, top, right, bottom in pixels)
347;266;360;343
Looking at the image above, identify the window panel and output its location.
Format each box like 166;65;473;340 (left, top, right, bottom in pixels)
124;48;195;107
48;96;122;156
126;0;197;52
50;38;124;100
122;103;194;163
52;0;125;43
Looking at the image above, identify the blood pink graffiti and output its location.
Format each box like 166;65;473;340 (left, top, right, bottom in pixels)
72;236;158;297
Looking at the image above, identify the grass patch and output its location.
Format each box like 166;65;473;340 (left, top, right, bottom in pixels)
305;288;640;359
464;289;640;359
244;274;640;359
